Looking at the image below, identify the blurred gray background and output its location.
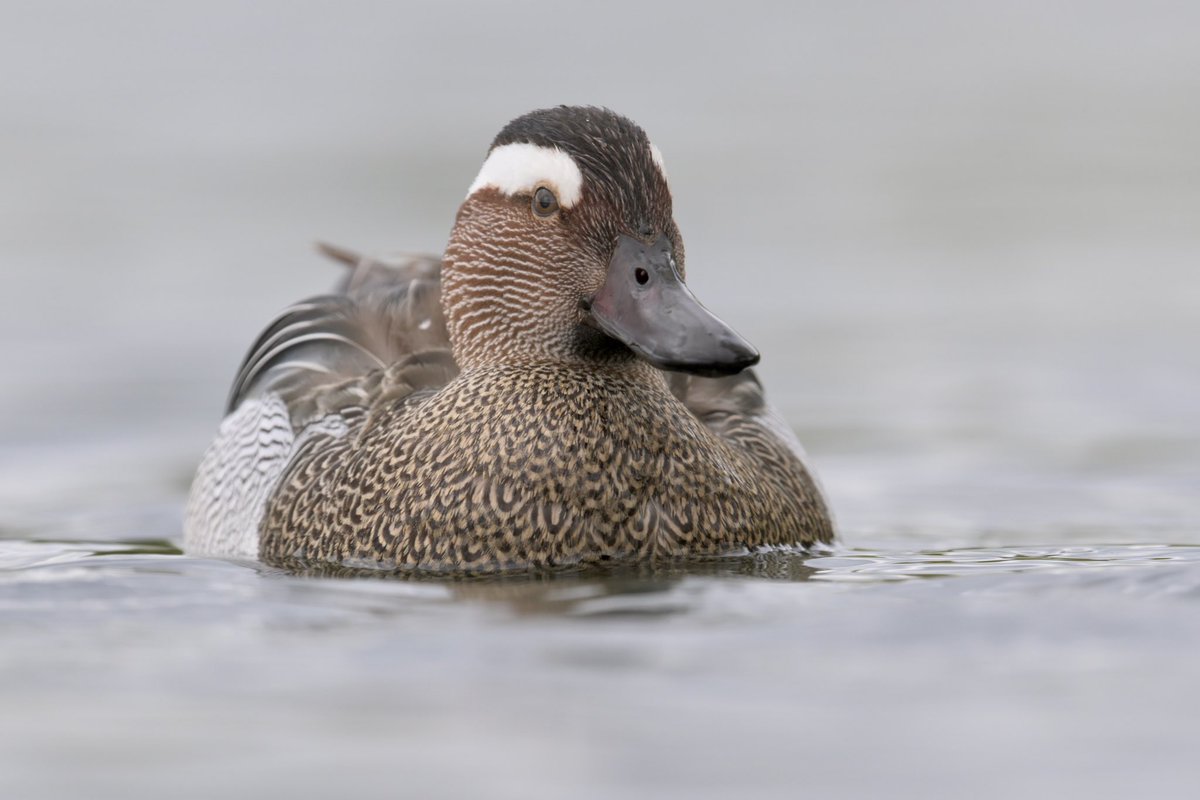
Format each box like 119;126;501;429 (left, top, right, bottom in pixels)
2;1;1198;533
4;0;1196;541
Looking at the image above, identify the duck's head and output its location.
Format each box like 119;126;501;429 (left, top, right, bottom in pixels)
442;106;759;378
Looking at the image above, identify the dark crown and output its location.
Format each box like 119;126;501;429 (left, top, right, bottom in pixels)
491;106;672;234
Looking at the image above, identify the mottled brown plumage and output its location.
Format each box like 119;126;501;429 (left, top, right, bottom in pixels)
262;356;830;571
185;106;834;572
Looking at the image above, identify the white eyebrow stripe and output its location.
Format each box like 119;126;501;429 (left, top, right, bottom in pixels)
649;142;667;180
466;143;584;209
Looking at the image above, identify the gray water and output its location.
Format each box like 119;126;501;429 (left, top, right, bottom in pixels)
2;2;1199;798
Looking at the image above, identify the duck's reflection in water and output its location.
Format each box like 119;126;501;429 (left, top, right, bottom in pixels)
258;548;823;616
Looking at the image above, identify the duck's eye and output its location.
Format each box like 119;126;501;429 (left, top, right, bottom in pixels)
532;186;559;217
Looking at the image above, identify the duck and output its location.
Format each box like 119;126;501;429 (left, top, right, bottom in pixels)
184;106;834;572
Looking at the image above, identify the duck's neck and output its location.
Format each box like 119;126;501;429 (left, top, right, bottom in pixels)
442;212;586;369
460;351;667;391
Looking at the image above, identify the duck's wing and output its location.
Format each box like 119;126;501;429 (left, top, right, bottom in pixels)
186;247;458;558
668;370;778;441
669;369;816;468
227;246;458;427
670;370;834;542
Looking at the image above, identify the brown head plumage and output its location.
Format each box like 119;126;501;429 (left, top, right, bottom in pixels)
442;106;685;371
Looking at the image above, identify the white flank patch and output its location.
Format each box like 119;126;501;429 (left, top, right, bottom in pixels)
466;142;584;209
649;142;668;180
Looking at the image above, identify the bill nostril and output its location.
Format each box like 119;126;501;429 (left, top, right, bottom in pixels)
634;267;650;285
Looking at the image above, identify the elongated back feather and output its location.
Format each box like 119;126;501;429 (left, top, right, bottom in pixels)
227;249;451;424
